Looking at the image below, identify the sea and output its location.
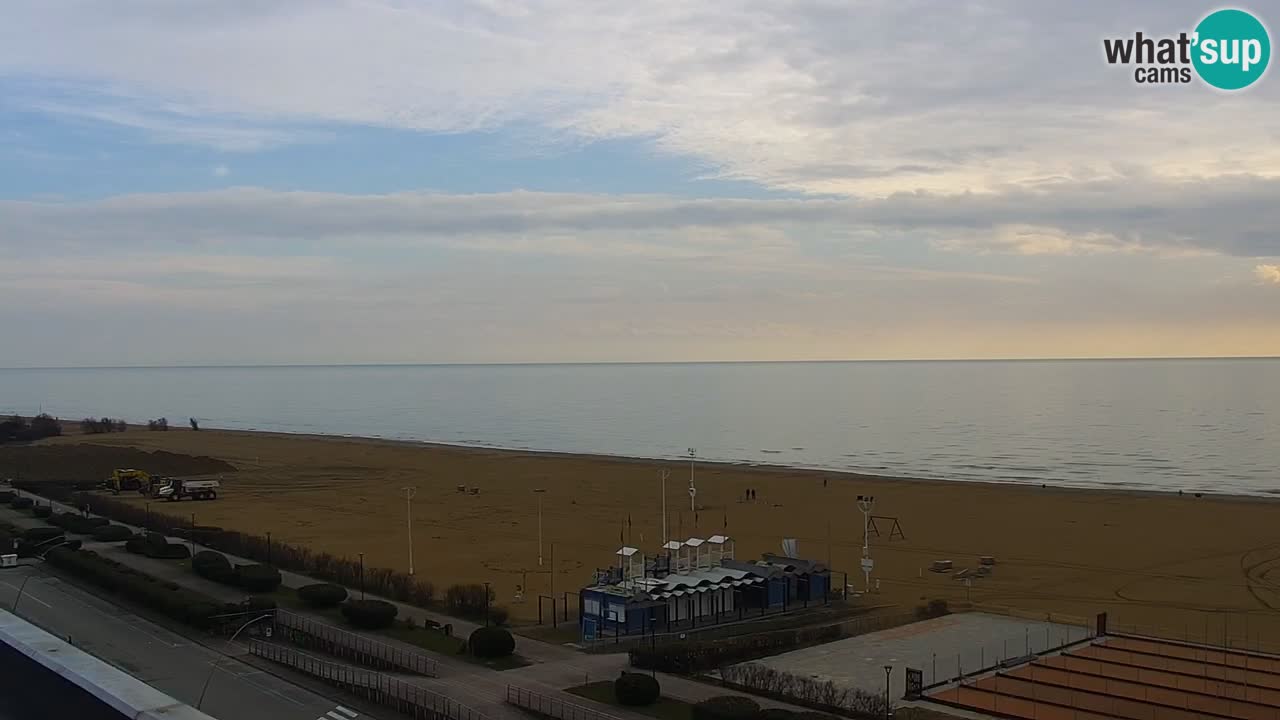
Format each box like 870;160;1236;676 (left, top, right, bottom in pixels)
1;359;1277;496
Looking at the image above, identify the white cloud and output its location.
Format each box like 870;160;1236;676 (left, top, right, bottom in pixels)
212;164;230;177
1257;264;1280;285
2;2;1277;194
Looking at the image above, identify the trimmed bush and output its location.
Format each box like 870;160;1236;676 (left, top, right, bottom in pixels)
92;524;133;542
468;626;515;659
341;599;398;629
124;535;147;554
193;550;235;582
238;595;279;613
22;527;64;543
10;497;33;509
693;696;760;720
139;531;190;559
236;564;282;592
0;491;13;502
614;672;660;706
32;505;51;518
297;583;348;609
44;547;221;629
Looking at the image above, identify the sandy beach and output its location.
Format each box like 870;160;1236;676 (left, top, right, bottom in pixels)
6;428;1279;638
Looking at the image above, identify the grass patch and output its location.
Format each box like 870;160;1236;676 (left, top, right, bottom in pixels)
567;681;694;720
516;624;581;645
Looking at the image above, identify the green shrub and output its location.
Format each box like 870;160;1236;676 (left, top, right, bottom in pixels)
614;672;661;706
341;599;398;629
22;527;64;543
10;497;33;509
124;535;147;554
238;596;279;613
193;550;235;582
92;525;133;542
445;583;494;619
0;491;13;502
32;505;51;518
44;547;222;629
297;583;348;608
150;543;191;560
468;626;515;659
236;564;282;592
693;696;760;720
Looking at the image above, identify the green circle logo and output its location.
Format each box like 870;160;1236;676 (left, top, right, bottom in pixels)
1192;9;1271;90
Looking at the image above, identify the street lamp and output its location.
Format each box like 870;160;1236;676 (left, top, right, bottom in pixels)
882;665;893;720
11;539;69;614
534;488;546;567
358;552;365;600
483;581;491;626
401;487;417;576
197;613;274;711
687;448;697;512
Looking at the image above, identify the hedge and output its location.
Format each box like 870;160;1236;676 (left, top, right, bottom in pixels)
125;531;191;559
9;497;33;510
22;527;64;543
236;564;282;592
49;513;110;535
0;491;13;502
91;525;133;542
692;696;760;720
615;672;660;706
297;583;348;609
193;550;236;583
341;599;398;629
468;626;515;659
45;547;222;628
32;505;51;518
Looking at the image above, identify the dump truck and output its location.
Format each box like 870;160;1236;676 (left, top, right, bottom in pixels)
153;477;219;501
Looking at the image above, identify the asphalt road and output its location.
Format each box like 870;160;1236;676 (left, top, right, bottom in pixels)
0;564;369;720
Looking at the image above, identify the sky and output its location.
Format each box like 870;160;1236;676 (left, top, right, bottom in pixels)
1;1;1278;366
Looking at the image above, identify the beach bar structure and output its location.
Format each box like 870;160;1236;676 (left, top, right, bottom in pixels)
578;535;831;641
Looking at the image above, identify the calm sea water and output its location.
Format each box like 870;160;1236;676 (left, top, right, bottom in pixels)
1;360;1277;495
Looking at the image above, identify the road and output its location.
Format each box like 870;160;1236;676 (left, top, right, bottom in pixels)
0;563;370;720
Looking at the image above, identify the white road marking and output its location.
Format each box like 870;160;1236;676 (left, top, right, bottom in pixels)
326;711;347;720
0;580;53;608
335;706;358;718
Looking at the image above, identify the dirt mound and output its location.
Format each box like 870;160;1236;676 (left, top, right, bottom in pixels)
0;444;236;484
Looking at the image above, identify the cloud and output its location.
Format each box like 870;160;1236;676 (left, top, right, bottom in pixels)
1257;264;1280;285
4;174;1278;259
2;2;1277;194
212;164;230;177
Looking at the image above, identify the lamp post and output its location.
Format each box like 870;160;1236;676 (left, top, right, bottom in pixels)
534;488;546;567
401;487;417;575
858;495;875;593
358;552;365;600
882;665;893;720
483;581;491;627
12;539;68;614
687;448;697;512
197;613;274;711
266;532;272;566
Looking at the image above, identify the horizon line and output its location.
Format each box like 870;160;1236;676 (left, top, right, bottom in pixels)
2;354;1279;371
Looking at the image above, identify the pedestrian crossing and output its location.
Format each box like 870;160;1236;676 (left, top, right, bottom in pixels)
318;705;358;720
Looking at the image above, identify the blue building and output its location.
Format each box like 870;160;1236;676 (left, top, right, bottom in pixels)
578;537;831;642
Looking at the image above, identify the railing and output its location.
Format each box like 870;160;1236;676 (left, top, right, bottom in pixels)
912;621;1096;693
505;686;623;720
1106;619;1280;656
274;609;438;676
250;640;485;720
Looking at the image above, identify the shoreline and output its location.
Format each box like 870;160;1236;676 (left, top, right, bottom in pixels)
173;425;1280;505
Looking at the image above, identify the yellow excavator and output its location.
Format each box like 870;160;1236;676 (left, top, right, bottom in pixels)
104;468;163;495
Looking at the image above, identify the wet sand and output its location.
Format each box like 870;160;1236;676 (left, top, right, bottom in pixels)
29;429;1280;637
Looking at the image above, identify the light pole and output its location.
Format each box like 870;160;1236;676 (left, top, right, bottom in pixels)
266;532;272;566
12;539;68;614
858;495;875;593
483;581;491;626
197;613;274;711
659;469;670;546
534;488;546;567
401;487;417;575
358;552;365;600
882;665;893;720
687;448;697;512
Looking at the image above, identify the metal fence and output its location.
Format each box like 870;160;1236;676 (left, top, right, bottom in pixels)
273;608;438;676
250;640;485;720
505;685;623;720
1107;618;1280;656
916;621;1095;691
